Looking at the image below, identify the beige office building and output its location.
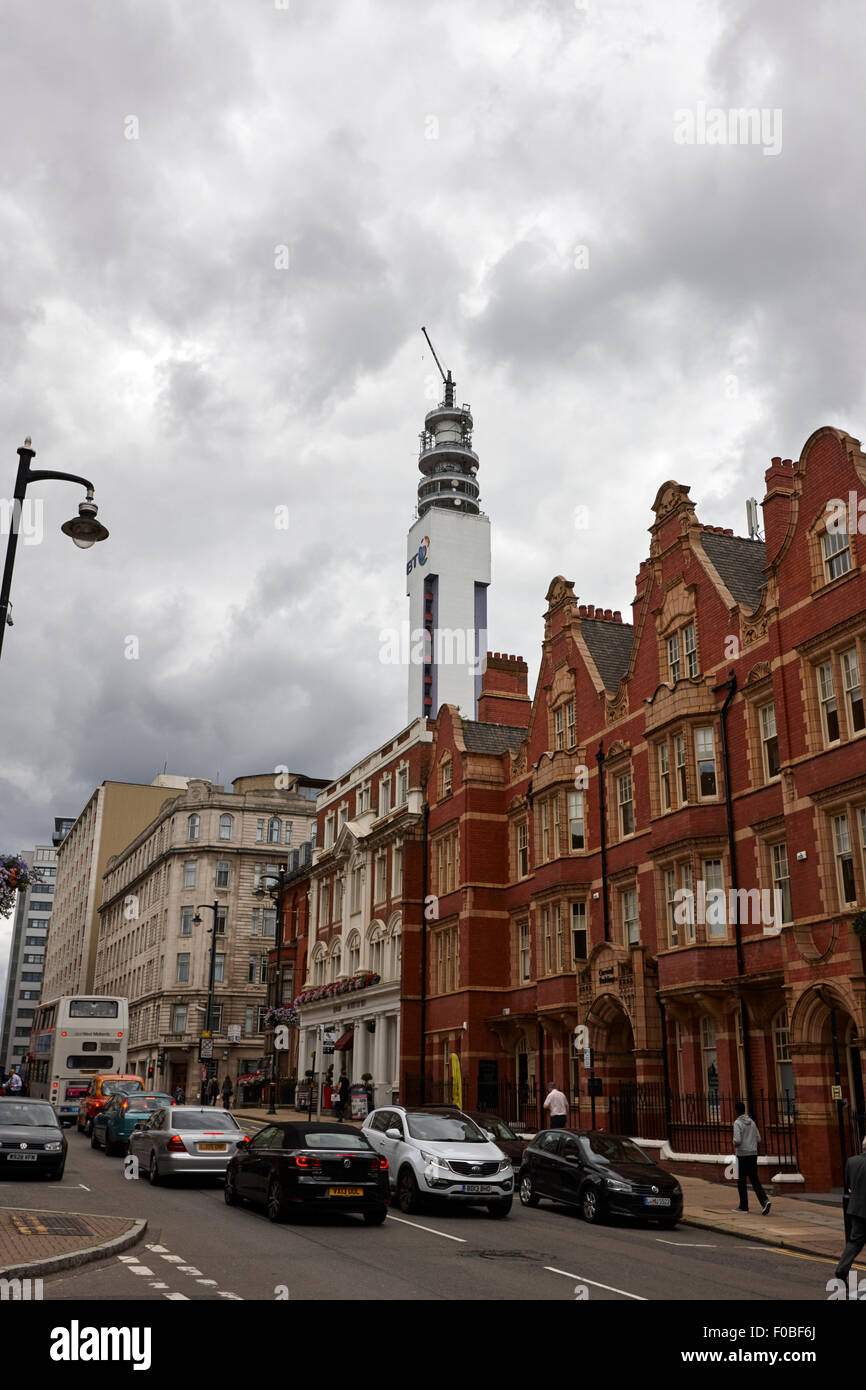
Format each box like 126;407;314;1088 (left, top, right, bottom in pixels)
93;773;325;1098
41;777;191;1002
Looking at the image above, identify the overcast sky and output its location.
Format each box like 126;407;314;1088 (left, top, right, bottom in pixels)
2;0;865;991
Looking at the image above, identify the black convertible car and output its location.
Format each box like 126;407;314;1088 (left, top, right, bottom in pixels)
224;1120;390;1224
518;1128;682;1226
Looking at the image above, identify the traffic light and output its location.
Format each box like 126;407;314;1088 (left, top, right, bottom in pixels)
147;1063;154;1082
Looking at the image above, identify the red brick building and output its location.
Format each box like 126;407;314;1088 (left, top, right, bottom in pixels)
290;426;866;1188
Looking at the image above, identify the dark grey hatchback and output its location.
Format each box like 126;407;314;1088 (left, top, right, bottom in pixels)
0;1098;68;1180
518;1129;682;1227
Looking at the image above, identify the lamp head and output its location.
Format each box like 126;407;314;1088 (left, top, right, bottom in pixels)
61;496;109;549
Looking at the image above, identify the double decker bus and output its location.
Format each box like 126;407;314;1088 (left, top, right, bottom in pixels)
28;996;129;1124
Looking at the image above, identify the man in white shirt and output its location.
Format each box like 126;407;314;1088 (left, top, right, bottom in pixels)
543;1081;568;1129
6;1071;22;1094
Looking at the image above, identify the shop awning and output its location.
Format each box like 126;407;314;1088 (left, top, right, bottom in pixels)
333;1028;354;1051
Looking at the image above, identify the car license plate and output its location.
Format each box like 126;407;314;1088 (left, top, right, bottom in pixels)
328;1186;363;1197
198;1143;227;1151
461;1183;488;1193
6;1153;37;1161
644;1196;671;1206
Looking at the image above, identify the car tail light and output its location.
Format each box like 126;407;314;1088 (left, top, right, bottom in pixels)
291;1154;322;1171
167;1135;186;1151
372;1157;388;1172
122;1100;128;1111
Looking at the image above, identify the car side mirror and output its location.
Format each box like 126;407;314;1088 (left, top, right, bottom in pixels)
485;1130;496;1139
385;1128;402;1140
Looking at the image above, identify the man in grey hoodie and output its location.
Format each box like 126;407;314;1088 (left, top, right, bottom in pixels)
732;1101;772;1215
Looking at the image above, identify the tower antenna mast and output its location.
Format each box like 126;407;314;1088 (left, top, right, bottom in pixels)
421;326;448;386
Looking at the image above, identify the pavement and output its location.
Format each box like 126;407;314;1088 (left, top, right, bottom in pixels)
0;1205;146;1280
0;1102;856;1281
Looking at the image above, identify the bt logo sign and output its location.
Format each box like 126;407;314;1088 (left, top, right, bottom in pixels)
406;535;430;575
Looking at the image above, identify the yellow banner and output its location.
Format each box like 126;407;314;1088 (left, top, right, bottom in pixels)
450;1053;462;1111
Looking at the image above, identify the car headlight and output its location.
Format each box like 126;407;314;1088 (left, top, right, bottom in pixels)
672;1183;682;1196
496;1160;513;1174
420;1150;451;1172
605;1178;633;1192
45;1142;63;1151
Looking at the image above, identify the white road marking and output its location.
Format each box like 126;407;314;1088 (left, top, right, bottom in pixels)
656;1239;717;1248
218;1291;243;1299
386;1214;467;1243
146;1243;170;1253
166;1292;189;1300
127;1265;154;1276
78;1184;90;1191
160;1253;186;1263
149;1282;169;1290
117;1255;139;1263
544;1266;648;1301
178;1265;202;1275
196;1279;218;1286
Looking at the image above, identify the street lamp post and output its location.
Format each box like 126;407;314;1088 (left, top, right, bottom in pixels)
256;867;294;1116
0;438;109;664
193;902;220;1106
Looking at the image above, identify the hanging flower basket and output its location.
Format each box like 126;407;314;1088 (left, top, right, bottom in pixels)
0;856;44;917
294;971;381;1008
851;910;866;938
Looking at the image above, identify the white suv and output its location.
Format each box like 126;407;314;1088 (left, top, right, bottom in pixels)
362;1106;514;1217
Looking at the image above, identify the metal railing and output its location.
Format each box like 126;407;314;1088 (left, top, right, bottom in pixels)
608;1083;800;1168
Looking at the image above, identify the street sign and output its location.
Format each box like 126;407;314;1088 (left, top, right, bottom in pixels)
201;1029;212;1039
227;1024;241;1042
583;1047;592;1069
199;1038;213;1060
322;1031;335;1055
831;1084;843;1101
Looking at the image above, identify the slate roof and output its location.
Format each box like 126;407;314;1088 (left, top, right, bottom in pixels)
461;721;527;755
700;532;767;611
581;619;635;692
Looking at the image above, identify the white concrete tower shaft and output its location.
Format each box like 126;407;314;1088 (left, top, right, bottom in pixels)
406;363;491;721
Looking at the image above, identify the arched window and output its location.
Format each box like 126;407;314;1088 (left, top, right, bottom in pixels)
347;931;361;976
329;941;342;983
312;947;326;988
219;814;234;841
268;817;281;844
390;924;402;981
187;815;200;842
368;922;386;977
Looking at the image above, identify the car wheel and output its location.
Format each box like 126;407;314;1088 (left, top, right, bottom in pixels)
581;1184;604;1224
267;1176;290;1223
85;1118;93;1137
487;1198;512;1218
519;1172;540;1207
148;1152;161;1186
224;1168;241;1207
362;1206;388;1225
90;1128;101;1149
396;1166;422;1214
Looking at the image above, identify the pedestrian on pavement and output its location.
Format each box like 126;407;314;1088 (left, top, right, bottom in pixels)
173;1083;185;1104
6;1071;22;1095
335;1072;350;1121
732;1100;771;1214
208;1077;219;1106
835;1136;866;1290
222;1075;233;1109
543;1080;568;1129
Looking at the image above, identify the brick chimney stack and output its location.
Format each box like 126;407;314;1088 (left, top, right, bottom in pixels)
762;456;797;567
477;652;531;728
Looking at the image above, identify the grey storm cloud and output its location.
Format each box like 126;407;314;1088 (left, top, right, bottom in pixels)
2;0;866;980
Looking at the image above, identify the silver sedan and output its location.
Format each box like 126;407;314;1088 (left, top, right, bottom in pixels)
127;1105;248;1184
